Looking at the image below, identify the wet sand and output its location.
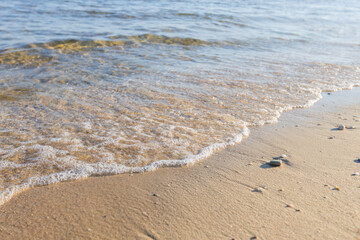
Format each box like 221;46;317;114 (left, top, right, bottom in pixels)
0;88;360;240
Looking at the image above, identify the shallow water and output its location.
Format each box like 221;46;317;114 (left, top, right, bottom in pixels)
0;0;359;204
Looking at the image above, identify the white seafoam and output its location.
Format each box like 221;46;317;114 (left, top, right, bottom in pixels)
0;77;359;205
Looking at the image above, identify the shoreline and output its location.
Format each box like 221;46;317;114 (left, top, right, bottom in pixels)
1;86;358;208
1;88;360;239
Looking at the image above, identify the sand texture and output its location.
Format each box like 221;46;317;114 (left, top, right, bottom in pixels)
0;89;360;239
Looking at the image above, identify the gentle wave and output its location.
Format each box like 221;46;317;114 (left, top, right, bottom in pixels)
1;82;359;206
0;35;216;67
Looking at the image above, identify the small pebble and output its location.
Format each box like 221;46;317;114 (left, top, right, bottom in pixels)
327;92;331;95
338;124;345;130
280;154;287;158
253;188;263;193
142;211;148;216
346;126;356;129
295;124;299;127
334;186;340;191
328;136;335;139
269;160;282;166
204;165;209;168
352;172;359;176
286;204;293;208
279;188;284;192
153;193;157;197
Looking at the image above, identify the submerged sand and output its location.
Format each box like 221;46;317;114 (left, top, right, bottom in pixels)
0;89;360;239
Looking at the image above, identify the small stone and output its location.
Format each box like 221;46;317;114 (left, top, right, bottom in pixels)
153;193;157;197
327;92;331;95
338;124;345;130
204;165;209;168
269;160;282;166
295;125;299;127
142;211;148;216
286;204;293;208
346;126;356;129
154;202;158;205
352;172;359;176
328;136;335;139
235;170;240;173
334;186;340;191
253;188;263;193
280;154;287;158
296;209;301;212
279;188;284;192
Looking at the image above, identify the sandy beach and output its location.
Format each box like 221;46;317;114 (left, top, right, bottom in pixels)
1;1;360;239
0;88;360;239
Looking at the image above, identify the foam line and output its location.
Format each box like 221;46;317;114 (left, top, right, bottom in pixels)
1;85;360;206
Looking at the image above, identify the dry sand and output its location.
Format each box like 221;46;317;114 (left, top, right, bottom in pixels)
1;89;360;240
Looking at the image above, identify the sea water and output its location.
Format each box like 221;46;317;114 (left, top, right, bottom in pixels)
0;0;359;204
